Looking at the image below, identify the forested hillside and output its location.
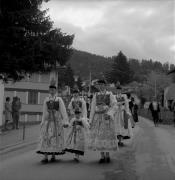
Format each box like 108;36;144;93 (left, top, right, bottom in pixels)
69;49;112;79
68;49;175;83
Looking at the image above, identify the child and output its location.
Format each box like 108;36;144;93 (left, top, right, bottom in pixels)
68;89;87;119
65;110;89;162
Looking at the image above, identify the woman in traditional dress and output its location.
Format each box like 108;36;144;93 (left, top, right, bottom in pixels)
68;89;87;119
89;80;118;163
114;83;133;146
113;85;125;146
127;94;136;127
65;110;89;162
36;79;69;164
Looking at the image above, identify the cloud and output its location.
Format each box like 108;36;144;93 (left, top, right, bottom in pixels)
42;0;175;64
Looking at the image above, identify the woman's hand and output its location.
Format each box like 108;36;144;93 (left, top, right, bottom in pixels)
89;121;93;129
40;122;44;129
47;109;56;113
63;123;69;128
47;109;52;113
96;105;109;113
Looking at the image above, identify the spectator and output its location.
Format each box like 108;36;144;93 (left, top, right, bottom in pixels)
4;97;12;130
127;95;138;124
12;97;21;129
86;95;93;118
149;97;160;127
171;100;175;127
131;97;139;123
126;93;134;113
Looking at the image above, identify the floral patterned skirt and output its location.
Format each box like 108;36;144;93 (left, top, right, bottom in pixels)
114;111;134;138
65;126;85;155
36;120;65;155
114;110;125;137
89;113;118;151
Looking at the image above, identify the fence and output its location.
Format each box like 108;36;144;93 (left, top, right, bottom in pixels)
139;107;175;125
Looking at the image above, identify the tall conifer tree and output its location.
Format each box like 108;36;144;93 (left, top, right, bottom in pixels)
0;0;74;81
106;51;133;85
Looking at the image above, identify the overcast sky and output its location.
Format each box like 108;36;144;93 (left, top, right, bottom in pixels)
42;0;175;64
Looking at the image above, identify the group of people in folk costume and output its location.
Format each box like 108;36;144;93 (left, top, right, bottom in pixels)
36;79;137;164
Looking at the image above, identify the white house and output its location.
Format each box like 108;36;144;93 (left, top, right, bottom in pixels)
164;83;175;109
1;71;57;125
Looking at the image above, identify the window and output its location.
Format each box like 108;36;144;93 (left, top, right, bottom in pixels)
17;91;26;104
40;92;48;104
28;91;38;104
28;73;39;82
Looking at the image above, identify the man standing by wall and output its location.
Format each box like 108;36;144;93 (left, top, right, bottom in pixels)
171;100;175;127
12;97;21;129
0;80;4;133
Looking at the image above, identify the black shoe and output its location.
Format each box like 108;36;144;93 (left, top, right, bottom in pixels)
106;157;111;163
50;157;56;162
117;135;123;139
123;136;130;139
99;158;105;163
74;158;79;163
3;128;8;131
41;158;48;164
118;142;124;147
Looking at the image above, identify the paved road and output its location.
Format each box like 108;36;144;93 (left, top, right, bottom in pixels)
0;125;39;150
1;117;175;180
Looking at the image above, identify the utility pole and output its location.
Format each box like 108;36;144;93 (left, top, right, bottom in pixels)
89;70;91;95
155;78;157;98
154;73;158;98
88;63;92;95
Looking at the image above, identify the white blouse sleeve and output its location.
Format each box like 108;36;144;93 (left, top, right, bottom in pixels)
89;94;96;123
41;97;48;124
110;92;117;107
123;95;131;115
82;118;90;130
82;98;87;119
68;98;74;115
59;97;69;124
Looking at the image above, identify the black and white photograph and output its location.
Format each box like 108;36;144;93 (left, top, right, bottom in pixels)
0;0;175;179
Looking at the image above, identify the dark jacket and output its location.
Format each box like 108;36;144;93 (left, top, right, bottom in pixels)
149;102;160;113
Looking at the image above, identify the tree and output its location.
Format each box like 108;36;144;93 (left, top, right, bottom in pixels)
69;49;112;80
106;51;133;85
65;65;75;88
169;64;175;82
162;62;169;73
128;58;145;82
170;64;175;71
144;71;172;100
153;61;163;72
76;76;83;91
0;0;74;81
57;64;74;88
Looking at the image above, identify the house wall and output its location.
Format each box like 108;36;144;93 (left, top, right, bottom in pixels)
3;72;52;123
